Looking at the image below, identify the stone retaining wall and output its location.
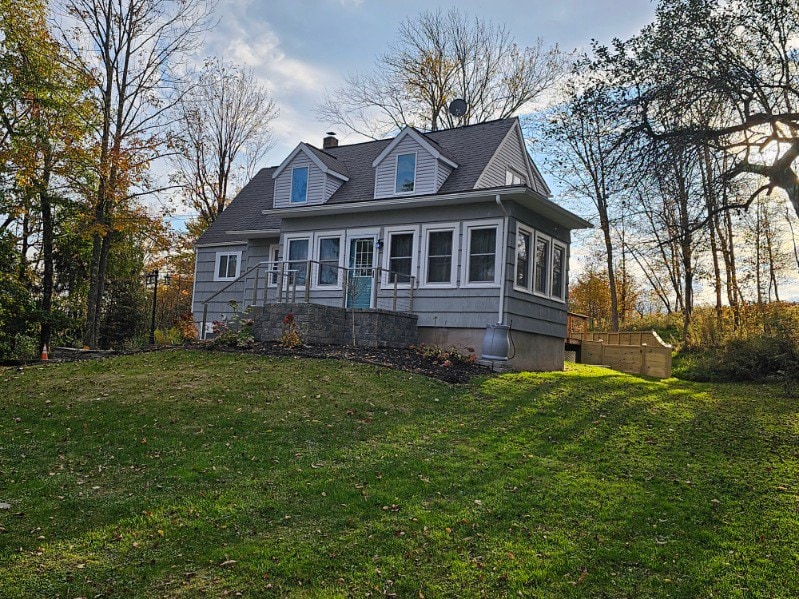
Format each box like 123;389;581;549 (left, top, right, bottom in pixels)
252;303;418;348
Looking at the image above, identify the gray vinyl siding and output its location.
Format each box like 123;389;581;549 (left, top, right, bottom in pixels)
273;154;326;208
502;208;571;339
437;162;453;189
374;136;440;199
476;125;532;190
192;243;248;331
325;174;344;201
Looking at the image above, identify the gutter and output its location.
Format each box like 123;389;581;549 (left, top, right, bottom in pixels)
265;187;593;231
496;194;509;325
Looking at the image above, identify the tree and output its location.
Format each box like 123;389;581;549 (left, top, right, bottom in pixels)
54;0;215;348
601;0;799;218
172;59;277;236
542;76;627;330
318;8;567;138
0;0;93;355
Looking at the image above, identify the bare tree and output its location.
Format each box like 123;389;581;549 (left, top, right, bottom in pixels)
54;0;216;348
172;59;278;236
318;8;567;138
541;78;626;330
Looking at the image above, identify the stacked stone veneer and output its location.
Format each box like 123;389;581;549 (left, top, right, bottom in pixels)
252;303;418;348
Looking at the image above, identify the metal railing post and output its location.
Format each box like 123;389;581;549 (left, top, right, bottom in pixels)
304;261;312;303
392;275;398;312
340;268;346;308
409;277;415;313
252;266;260;306
371;267;379;309
291;272;297;302
278;262;285;302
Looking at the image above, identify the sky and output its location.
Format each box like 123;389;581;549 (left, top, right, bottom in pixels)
194;0;658;161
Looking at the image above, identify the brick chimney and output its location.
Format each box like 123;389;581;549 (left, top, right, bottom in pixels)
323;131;338;149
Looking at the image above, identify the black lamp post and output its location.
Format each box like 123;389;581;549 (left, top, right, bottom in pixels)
146;270;170;345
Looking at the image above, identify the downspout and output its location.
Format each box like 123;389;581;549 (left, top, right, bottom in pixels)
495;194;509;325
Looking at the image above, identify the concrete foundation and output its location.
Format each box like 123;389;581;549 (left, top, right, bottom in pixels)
418;326;565;372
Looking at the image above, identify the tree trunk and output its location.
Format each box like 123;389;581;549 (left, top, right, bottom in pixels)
38;150;54;355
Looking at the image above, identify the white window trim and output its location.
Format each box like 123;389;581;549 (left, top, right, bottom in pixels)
394;151;418;196
420;222;460;289
381;225;419;289
313;230;345;290
513;223;534;294
462;219;503;289
267;244;281;287
282;233;312;289
289;166;309;204
550;240;568;303
213;251;242;282
533;231;552;299
506;167;526;186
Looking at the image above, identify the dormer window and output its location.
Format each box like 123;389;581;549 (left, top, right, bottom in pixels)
395;153;416;193
506;168;526;186
291;166;309;203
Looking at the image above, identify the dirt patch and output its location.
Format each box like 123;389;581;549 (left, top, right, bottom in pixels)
199;342;492;384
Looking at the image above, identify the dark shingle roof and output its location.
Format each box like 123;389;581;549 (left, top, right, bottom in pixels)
304;144;350;179
196;167;281;246
197;118;523;245
324;118;516;204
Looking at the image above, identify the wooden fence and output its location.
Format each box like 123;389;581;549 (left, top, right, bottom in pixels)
577;330;673;379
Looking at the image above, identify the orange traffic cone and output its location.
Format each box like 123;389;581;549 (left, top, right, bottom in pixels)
40;344;48;361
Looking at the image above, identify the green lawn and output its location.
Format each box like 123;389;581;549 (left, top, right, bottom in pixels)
1;350;797;597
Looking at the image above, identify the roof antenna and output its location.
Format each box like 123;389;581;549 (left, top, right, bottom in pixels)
449;98;467;122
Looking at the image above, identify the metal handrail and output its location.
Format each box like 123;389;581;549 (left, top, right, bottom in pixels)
200;259;417;339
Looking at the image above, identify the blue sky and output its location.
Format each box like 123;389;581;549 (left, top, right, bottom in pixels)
196;0;658;161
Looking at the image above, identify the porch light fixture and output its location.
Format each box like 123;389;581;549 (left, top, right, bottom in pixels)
376;239;384;251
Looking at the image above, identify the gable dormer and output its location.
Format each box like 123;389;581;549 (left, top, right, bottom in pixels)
371;127;458;199
272;143;349;208
474;120;551;197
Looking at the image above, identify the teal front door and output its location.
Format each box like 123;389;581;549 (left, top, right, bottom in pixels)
347;237;374;308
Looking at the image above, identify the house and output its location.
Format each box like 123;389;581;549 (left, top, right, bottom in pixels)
191;117;591;371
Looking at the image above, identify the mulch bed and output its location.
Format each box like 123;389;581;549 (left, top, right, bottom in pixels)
13;343;492;384
200;342;492;384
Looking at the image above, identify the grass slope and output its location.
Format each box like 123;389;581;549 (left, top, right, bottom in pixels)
1;350;797;597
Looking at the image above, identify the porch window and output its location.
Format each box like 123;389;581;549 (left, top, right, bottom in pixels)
467;227;497;283
515;227;531;291
317;237;340;286
395;153;416;193
287;238;309;285
426;230;454;284
388;232;414;283
214;251;240;281
534;235;550;295
291;166;309;203
552;243;566;301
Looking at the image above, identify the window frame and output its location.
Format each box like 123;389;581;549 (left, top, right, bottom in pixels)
394;151;418;195
313;230;345;290
505;168;526;186
381;225;418;289
267;244;281;287
533;232;552;298
514;223;534;294
550;240;568;303
213;251;242;282
283;234;311;288
462;219;502;288
290;166;309;204
420;222;460;288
